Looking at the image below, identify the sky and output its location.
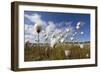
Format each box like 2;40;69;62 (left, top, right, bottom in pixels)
24;11;90;43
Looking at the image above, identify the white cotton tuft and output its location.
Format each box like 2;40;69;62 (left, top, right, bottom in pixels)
80;32;84;35
33;23;42;33
66;28;70;33
70;37;74;41
50;38;57;48
64;50;70;57
86;54;89;57
76;25;80;30
77;22;81;26
79;44;84;49
60;38;64;43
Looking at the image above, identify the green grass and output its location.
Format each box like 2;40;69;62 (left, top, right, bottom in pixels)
24;43;90;61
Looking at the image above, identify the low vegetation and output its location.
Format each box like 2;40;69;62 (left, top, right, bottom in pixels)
24;42;90;61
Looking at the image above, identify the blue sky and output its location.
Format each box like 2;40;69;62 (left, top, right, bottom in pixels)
24;11;90;43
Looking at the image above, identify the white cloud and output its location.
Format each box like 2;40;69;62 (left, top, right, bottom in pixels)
25;24;48;43
24;13;78;46
25;20;75;44
24;24;34;34
25;13;47;32
25;13;41;24
24;24;37;43
25;13;47;27
24;13;48;43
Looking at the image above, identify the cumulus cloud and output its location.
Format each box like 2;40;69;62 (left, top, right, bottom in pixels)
24;24;37;43
25;13;41;23
24;23;48;43
24;24;34;34
25;20;74;44
24;13;79;46
24;13;48;43
24;13;47;27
